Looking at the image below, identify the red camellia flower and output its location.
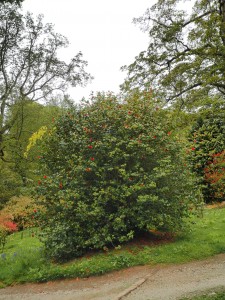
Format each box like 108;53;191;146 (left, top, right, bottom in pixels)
88;145;93;149
153;135;157;139
191;147;196;151
34;209;37;213
43;175;47;179
90;157;95;161
59;182;63;189
167;131;172;135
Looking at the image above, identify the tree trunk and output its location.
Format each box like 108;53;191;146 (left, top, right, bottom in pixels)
0;133;4;160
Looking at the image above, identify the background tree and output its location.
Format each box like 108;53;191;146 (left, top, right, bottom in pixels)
0;3;92;161
0;0;23;5
0;101;61;207
0;160;21;208
121;0;225;106
6;101;61;184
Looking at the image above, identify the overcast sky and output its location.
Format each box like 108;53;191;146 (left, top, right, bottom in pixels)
22;0;153;102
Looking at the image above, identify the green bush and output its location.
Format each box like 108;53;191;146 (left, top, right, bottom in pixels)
0;226;8;253
36;92;201;261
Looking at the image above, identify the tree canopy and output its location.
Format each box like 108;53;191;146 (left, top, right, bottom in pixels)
121;0;225;106
0;3;92;161
0;100;63;207
0;0;23;5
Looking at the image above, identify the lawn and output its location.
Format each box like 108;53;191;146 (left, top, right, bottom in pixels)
181;288;225;299
1;206;225;288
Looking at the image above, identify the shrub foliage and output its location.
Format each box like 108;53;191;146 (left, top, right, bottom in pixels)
204;151;225;202
36;92;201;261
189;108;225;203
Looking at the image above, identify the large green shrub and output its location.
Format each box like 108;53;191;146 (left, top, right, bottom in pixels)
36;92;201;261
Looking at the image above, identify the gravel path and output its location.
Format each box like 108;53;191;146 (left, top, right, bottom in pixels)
1;254;225;300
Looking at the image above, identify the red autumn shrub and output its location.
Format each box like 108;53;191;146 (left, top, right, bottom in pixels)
0;196;44;230
204;151;225;202
0;215;17;232
0;214;18;251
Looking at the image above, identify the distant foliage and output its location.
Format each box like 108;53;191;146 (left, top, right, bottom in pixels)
24;126;48;158
189;109;225;202
3;101;63;201
204;151;225;202
0;161;21;208
0;196;44;230
36;92;201;261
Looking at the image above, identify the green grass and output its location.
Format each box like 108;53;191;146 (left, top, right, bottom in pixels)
181;288;225;299
1;207;225;288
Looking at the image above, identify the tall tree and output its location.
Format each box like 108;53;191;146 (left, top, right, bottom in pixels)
121;0;225;106
0;3;92;161
0;101;62;207
7;101;61;184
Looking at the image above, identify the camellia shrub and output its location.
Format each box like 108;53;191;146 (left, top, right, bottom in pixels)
36;92;201;261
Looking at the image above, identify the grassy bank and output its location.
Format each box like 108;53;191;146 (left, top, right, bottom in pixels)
1;207;225;288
